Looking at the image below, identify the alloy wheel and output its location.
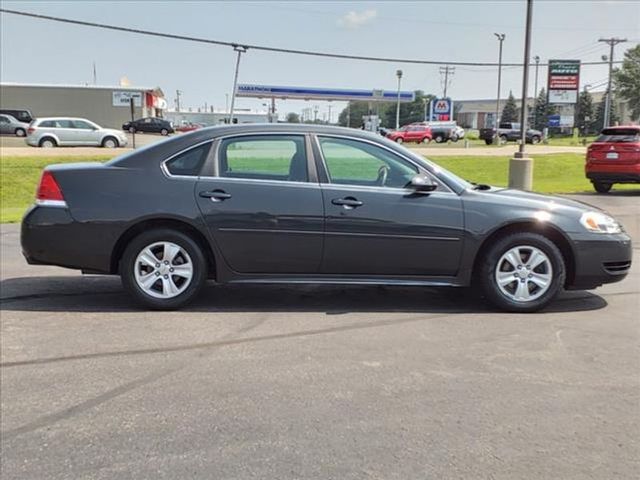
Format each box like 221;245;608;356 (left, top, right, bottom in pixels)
134;241;193;299
495;245;553;302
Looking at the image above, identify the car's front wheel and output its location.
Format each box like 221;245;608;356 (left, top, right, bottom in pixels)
593;181;612;193
102;136;119;148
479;232;565;312
120;229;207;310
395;137;403;144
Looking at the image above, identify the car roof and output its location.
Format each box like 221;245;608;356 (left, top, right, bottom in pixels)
601;125;640;132
35;117;94;121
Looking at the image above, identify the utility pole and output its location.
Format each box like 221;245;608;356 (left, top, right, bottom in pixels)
439;65;455;98
327;104;332;124
493;33;506;144
313;105;319;122
533;55;540;128
228;45;248;124
508;0;534;191
92;61;97;85
598;37;627;128
395;69;403;130
175;89;182;112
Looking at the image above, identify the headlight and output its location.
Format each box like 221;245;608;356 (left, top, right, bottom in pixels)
580;211;623;234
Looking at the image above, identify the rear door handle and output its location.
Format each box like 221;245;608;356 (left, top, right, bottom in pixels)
199;189;232;201
332;197;363;208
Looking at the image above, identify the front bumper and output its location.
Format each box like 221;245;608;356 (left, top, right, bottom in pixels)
567;232;633;289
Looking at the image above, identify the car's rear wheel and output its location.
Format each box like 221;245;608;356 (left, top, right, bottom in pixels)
160;128;169;136
120;229;207;310
484;139;493;145
102;136;118;148
593;181;612;193
421;137;430;144
500;134;508;144
434;134;444;143
531;135;541;144
15;128;26;137
39;137;57;148
395;137;403;144
479;232;565;312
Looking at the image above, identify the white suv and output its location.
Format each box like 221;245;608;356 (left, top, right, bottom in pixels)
26;117;128;148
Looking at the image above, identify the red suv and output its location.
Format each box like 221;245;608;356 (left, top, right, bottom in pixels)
586;126;640;193
386;124;432;144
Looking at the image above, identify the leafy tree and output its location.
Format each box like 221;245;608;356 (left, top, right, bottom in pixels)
382;90;435;128
576;89;595;135
532;88;556;131
338;101;373;128
501;91;518;123
613;44;640;121
594;89;620;132
285;112;300;123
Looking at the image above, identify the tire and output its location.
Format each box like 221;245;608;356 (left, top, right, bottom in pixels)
421;137;430;144
15;128;26;137
120;229;207;310
102;136;118;148
478;232;565;313
39;137;57;148
451;134;459;142
128;126;136;133
434;135;444;143
499;134;508;144
593;181;612;194
485;139;493;145
395;137;403;144
531;135;541;144
160;128;169;136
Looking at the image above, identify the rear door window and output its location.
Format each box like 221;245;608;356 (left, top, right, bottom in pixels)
218;135;308;182
54;120;74;128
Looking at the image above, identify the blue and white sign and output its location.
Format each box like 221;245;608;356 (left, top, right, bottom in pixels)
236;84;415;103
547;114;561;127
429;97;453;121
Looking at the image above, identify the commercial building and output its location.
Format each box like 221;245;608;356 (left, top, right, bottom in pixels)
0;82;166;128
165;108;270;126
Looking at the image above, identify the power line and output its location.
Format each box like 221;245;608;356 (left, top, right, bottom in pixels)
0;8;623;68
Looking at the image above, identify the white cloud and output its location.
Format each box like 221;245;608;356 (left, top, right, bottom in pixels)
337;9;377;29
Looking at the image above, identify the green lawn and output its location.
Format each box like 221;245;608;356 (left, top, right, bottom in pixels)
1;153;637;223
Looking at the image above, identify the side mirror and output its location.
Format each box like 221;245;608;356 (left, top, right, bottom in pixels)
408;174;437;193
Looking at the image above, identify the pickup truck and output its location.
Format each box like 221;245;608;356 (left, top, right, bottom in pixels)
479;122;542;145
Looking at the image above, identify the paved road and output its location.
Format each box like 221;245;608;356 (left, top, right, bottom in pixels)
1;193;638;479
1;133;586;158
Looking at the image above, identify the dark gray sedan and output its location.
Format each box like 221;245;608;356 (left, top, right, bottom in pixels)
22;124;632;311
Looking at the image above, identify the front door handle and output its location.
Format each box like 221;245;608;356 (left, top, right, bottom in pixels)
332;197;363;208
199;189;232;201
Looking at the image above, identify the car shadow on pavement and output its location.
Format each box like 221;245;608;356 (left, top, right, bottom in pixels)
0;275;607;314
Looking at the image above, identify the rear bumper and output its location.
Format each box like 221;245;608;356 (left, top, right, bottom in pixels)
21;205;112;273
586;171;640;184
567;232;633;290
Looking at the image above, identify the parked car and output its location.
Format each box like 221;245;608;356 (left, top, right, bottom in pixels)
175;122;205;133
26;117;128;148
0;108;34;124
586;126;640;193
479;122;542;145
22;124;631;312
413;121;465;143
386;124;432;144
122;117;174;135
0;113;29;137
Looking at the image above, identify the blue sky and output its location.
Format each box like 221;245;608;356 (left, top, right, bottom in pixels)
1;1;639;119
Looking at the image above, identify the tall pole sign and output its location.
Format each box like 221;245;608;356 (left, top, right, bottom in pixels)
547;60;580;104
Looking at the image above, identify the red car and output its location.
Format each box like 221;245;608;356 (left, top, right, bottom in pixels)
175;122;204;133
386;124;432;144
586;126;640;193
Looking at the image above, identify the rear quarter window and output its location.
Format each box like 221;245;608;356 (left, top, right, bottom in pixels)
597;129;640;143
164;143;211;176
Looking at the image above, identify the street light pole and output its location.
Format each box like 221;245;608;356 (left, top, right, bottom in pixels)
493;33;506;144
598;37;627;128
508;0;534;190
395;69;403;130
533;55;540;128
228;45;247;124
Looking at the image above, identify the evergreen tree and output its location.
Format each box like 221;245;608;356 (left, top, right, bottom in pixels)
532;88;556;131
576;89;594;135
501;91;518;123
594;89;620;132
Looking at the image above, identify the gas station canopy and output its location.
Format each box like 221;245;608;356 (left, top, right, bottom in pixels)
236;84;415;103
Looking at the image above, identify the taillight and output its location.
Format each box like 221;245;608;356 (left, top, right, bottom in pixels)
27;127;35;135
36;170;65;204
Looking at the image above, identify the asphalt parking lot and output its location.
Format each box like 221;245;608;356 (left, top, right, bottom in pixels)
1;193;639;479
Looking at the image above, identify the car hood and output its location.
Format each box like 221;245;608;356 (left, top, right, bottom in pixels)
485;188;602;213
